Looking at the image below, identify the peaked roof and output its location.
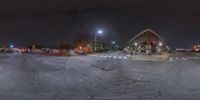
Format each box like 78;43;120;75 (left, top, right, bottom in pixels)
128;28;164;44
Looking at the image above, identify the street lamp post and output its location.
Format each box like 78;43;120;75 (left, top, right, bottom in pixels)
94;30;103;54
134;42;138;53
112;41;115;51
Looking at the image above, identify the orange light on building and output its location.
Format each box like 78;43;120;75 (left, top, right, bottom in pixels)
193;45;200;52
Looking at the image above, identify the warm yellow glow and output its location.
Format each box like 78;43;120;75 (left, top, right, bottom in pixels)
193;45;200;52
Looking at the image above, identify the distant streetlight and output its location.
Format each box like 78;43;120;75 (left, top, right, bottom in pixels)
10;45;14;48
9;43;14;48
112;41;115;44
134;43;138;46
95;29;103;53
159;42;162;46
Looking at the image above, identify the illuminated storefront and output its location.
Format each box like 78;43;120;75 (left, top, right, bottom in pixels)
128;28;166;54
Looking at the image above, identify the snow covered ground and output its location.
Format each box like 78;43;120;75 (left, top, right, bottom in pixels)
0;52;200;100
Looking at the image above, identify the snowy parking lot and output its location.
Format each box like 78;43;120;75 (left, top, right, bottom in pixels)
0;52;200;100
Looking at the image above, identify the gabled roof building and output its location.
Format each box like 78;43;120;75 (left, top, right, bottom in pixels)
128;28;166;54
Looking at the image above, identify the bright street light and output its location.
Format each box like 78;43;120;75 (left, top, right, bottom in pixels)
98;30;103;34
10;45;14;48
134;43;138;46
9;43;14;48
112;41;115;44
159;42;162;46
95;29;103;53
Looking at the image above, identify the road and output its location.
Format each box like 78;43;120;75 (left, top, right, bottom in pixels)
0;51;200;100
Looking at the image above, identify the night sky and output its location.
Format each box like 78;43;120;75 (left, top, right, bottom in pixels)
0;0;200;48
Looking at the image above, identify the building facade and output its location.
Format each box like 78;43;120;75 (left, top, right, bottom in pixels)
128;28;167;54
73;33;106;53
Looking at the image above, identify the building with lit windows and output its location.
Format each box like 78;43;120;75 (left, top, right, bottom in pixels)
192;45;200;52
73;33;106;53
127;28;167;54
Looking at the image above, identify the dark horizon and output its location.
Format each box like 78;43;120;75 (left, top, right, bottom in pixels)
0;0;200;48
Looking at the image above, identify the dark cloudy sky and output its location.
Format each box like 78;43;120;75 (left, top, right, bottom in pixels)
0;0;200;48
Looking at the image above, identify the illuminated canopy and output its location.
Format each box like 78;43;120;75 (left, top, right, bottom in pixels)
128;28;165;46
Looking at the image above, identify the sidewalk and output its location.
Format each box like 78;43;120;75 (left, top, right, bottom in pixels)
129;53;170;62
